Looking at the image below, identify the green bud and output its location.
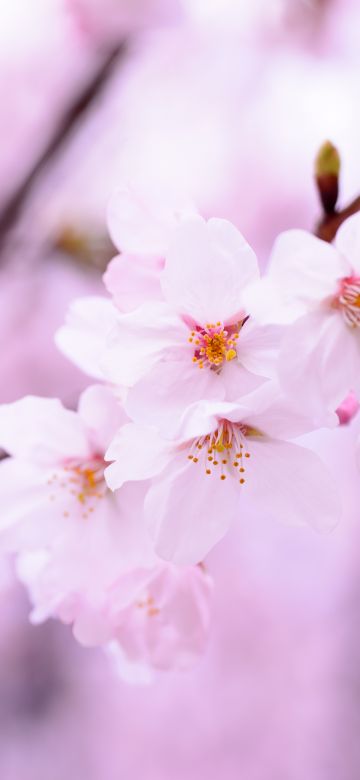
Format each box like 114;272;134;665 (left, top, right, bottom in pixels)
315;141;340;178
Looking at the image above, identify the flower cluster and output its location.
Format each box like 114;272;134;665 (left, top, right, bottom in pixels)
2;187;360;681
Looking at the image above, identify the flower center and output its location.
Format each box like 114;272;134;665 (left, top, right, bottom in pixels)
187;420;259;484
136;594;160;617
47;456;107;519
188;321;239;370
336;276;360;328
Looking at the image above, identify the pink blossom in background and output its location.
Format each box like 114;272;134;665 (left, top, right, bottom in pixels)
66;0;184;44
23;1;360;271
0;0;103;212
0;257;102;404
111;24;360;261
20;554;212;677
0;385;212;675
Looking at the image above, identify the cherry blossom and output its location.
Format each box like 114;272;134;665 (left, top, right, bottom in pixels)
105;390;340;564
101;215;281;434
0;384;214;673
0;385;153;595
244;213;360;416
55;189;198;378
18;552;212;678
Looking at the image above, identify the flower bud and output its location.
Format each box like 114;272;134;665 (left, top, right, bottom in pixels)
314;140;340;215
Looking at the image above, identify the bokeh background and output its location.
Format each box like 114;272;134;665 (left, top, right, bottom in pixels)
1;1;360;777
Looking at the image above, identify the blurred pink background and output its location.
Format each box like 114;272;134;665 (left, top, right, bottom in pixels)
1;1;360;777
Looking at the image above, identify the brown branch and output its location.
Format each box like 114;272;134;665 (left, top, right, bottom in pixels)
0;42;126;255
315;196;360;243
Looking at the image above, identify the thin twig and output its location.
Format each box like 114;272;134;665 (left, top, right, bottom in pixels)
0;42;126;255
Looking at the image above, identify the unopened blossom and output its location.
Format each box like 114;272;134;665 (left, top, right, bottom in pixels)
105;390;340;564
244;213;360;417
18;552;212;677
101;215;281;434
0;385;154;598
336;391;359;425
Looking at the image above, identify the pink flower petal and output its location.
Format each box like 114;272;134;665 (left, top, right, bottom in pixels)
161;216;259;324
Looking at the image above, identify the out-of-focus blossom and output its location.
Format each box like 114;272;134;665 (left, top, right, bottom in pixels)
0;384;213;675
19;553;212;678
0;385;149;584
0;258;102;404
105;391;340;564
104;253;163;313
0;555;13;594
107;186;197;257
0;0;99;212
245;213;360;416
103;186;195;313
66;0;184;45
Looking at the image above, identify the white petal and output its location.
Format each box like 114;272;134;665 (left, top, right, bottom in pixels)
161;216;259;324
105;423;171;490
100;301;187;387
335;212;360;274
0;459;71;552
269;229;347;297
103;253;163;313
220;361;267;402
125;359;225;437
244;437;341;531
236;319;283;378
55;296;118;380
245;230;347;325
0;396;89;463
279;310;360;417
145;457;239;564
107;187;170;255
107;186;197;256
78;384;128;454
